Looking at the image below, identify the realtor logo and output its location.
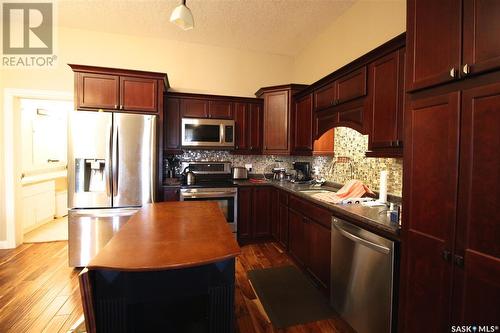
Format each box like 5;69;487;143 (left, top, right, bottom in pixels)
3;2;53;54
2;1;57;67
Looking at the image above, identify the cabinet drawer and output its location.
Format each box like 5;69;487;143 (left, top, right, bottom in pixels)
314;83;335;110
289;195;331;228
336;66;367;104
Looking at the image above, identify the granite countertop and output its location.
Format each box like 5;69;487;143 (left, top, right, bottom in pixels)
163;177;401;241
233;178;401;241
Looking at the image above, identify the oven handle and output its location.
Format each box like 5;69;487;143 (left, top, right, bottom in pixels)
180;192;236;199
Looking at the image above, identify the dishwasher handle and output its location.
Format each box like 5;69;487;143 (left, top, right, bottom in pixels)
332;218;391;254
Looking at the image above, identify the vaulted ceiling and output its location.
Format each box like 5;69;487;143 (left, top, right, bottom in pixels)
56;0;356;56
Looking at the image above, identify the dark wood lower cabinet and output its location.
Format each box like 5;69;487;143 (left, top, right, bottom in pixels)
237;186;275;242
162;187;180;201
288;209;307;266
278;203;289;249
306;219;331;289
237;187;253;241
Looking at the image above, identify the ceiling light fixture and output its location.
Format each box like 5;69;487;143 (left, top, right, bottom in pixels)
170;0;194;30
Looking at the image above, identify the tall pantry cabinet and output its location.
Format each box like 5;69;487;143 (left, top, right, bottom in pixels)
400;0;500;331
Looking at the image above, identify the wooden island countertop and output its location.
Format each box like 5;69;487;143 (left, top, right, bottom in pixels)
87;201;241;271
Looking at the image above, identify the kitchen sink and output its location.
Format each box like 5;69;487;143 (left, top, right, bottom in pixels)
298;189;336;195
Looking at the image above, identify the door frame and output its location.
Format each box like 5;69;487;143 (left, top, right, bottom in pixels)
1;88;72;249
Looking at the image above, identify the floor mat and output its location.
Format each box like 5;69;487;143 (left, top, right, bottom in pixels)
247;265;335;329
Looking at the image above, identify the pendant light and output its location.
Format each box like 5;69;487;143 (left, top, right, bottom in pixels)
170;0;194;30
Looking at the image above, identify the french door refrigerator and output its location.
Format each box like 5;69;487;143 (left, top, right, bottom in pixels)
68;111;156;267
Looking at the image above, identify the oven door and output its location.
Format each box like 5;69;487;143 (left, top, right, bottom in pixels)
179;188;237;233
181;118;234;148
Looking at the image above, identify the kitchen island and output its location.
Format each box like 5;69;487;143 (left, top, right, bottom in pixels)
79;201;241;333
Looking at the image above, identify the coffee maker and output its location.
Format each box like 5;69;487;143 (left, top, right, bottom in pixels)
292;162;312;182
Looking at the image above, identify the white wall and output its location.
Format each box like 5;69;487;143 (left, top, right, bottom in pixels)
293;0;406;83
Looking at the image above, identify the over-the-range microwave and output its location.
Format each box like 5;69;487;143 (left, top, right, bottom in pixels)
181;118;235;148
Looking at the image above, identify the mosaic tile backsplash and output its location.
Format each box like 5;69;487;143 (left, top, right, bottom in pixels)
169;127;403;196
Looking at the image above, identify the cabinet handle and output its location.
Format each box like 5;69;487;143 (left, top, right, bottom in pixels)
250;146;253;150
114;104;118;109
450;68;457;78
442;250;452;262
120;105;124;110
462;64;470;75
454;254;465;267
235;145;239;149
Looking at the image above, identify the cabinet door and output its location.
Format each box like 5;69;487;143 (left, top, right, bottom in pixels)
402;92;460;332
263;91;289;154
406;0;462;91
164;97;181;151
180;99;209;118
162;188;179;201
248;103;262;152
288;209;307;266
120;76;158;112
209;100;233;119
77;73;119;110
234;103;248;151
453;83;500;324
369;50;401;149
238;187;253;240
463;0;500;76
307;220;331;290
279;203;289;249
314;83;335;111
253;187;272;238
293;94;313;153
270;188;279;240
335;66;367;104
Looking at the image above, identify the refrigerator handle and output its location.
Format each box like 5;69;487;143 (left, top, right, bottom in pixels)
112;125;119;197
150;116;156;203
105;121;112;197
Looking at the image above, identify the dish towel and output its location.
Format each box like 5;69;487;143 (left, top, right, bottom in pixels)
312;179;374;204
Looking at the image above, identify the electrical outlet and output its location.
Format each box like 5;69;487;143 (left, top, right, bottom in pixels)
245;164;252;172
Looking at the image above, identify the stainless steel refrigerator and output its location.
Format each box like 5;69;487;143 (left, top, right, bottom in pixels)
68;111;156;267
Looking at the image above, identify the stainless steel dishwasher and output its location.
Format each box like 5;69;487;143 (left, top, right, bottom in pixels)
331;217;395;333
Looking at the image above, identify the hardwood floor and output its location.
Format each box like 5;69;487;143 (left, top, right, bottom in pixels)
0;241;351;333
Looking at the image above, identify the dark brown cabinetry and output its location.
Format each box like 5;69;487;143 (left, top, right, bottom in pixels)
70;64;167;114
288;195;331;290
314;67;367;111
401;79;500;331
278;191;289;249
454;82;500;324
237;186;276;242
164;92;263;154
162;187;180;202
234;102;263;154
407;0;500;91
291;93;335;156
366;48;405;157
256;84;308;155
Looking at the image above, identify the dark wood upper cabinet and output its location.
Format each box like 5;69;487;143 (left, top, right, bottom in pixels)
314;83;335;110
313;128;335;156
367;48;405;156
208;100;233;119
293;93;314;152
406;0;462;91
120;76;158;112
335;66;367;104
453;82;500;324
248;103;263;153
180;99;209;118
256;84;307;155
70;64;168;114
76;73;119;110
463;0;500;76
234;102;248;151
164;97;181;153
401;92;460;332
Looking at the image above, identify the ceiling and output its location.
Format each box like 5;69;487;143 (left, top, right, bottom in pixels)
56;0;356;57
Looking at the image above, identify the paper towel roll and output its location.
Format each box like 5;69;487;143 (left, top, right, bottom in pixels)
379;170;388;203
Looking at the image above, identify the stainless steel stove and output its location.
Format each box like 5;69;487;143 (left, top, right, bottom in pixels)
179;162;237;233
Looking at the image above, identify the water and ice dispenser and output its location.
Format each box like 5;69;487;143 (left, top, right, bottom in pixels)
74;159;106;193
